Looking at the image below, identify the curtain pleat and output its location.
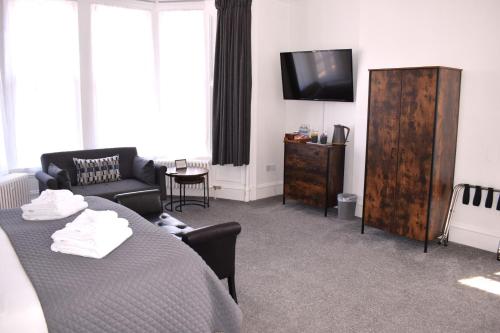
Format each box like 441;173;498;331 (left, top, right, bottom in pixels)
212;0;252;166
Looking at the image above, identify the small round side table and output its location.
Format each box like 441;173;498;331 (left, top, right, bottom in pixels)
165;167;209;212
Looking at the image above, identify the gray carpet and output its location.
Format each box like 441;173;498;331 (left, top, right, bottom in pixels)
170;196;500;333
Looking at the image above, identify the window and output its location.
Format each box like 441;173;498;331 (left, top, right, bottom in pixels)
4;0;81;168
1;1;213;170
91;4;211;160
159;9;210;159
0;74;8;175
91;4;159;156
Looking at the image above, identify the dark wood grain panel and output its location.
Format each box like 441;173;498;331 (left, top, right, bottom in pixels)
284;142;345;212
285;143;328;174
364;67;461;247
395;68;437;241
428;68;462;239
328;146;345;206
363;70;402;231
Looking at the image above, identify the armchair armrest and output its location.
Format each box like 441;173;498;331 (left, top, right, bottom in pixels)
35;171;58;192
182;222;241;280
114;189;162;217
154;164;167;201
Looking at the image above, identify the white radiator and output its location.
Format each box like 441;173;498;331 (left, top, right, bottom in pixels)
156;160;211;190
0;173;35;209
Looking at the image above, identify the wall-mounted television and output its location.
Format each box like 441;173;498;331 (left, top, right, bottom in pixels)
280;49;354;102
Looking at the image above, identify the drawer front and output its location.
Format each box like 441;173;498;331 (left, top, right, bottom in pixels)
285;143;328;174
284;179;326;207
284;143;328;207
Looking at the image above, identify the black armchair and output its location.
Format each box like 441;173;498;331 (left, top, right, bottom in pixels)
114;189;163;222
181;222;241;302
115;189;241;302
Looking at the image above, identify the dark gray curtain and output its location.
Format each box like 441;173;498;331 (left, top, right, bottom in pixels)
212;0;252;166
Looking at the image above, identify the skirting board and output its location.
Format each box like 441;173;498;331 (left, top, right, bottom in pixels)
355;203;363;218
177;182;283;202
175;186;246;202
448;224;500;253
255;181;283;200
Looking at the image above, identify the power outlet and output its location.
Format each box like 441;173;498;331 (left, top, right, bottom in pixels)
266;164;276;172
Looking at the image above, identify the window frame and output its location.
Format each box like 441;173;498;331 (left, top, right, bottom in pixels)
0;0;216;170
156;1;215;160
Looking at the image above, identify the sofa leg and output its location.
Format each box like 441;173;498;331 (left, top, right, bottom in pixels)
228;275;237;303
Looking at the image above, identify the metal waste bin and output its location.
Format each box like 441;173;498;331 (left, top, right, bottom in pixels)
337;193;357;220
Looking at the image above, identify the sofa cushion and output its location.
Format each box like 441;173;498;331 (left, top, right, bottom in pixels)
47;163;71;190
133;156;156;185
41;147;138;185
73;156;121;185
71;179;158;201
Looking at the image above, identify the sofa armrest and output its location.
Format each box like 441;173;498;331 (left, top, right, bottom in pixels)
182;222;241;280
154;164;167;201
35;171;58;192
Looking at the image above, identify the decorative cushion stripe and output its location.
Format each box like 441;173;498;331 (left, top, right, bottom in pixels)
73;155;121;185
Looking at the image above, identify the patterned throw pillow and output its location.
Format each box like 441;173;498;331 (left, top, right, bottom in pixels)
73;155;121;185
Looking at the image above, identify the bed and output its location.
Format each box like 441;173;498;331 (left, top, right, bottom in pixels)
0;196;242;333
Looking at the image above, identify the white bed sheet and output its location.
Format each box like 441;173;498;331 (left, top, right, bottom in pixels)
0;226;48;333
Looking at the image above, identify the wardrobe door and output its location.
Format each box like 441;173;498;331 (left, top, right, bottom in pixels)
395;69;437;240
363;70;401;230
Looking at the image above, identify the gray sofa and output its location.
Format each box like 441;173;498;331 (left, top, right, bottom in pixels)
35;147;167;201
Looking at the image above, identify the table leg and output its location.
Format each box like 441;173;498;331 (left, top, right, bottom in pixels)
169;175;173;211
203;179;206;208
179;184;183;212
183;185;186;205
207;173;210;208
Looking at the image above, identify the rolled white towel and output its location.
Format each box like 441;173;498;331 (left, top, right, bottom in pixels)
22;199;88;221
32;190;83;204
34;189;75;202
22;189;88;220
53;218;129;242
63;210;127;231
65;209;120;228
51;226;133;259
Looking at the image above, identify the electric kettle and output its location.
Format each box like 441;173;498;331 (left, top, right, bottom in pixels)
332;124;350;144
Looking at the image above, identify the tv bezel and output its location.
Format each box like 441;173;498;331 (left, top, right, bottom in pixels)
280;48;354;102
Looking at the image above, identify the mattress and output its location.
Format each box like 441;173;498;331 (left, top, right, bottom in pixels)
0;196;241;333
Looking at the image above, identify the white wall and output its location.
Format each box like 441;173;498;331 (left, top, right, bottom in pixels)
285;0;500;252
286;0;359;192
253;0;290;199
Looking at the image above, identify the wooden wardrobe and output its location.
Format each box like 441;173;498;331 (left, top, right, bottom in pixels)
362;67;461;251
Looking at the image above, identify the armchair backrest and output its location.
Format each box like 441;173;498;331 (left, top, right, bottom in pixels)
41;147;138;185
182;222;241;280
114;189;162;221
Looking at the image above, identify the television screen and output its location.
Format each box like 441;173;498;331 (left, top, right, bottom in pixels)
280;49;354;102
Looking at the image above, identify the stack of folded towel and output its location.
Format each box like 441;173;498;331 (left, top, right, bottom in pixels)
51;209;133;259
22;189;88;220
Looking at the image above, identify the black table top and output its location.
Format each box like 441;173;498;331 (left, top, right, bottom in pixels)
166;167;208;177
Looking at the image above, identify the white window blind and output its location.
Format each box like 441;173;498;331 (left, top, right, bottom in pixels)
159;9;210;159
0;73;8;175
91;4;159;157
4;0;82;169
1;1;213;170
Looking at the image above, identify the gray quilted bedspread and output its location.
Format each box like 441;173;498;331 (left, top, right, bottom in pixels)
0;196;241;333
